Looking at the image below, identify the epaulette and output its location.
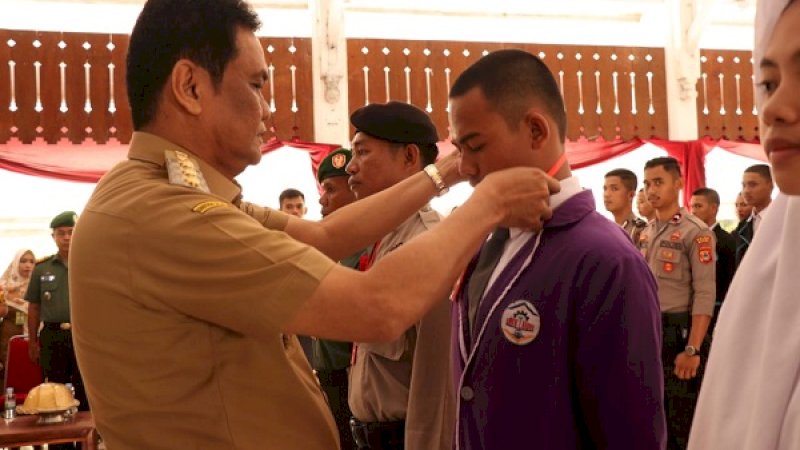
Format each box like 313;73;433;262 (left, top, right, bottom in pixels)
684;213;710;231
165;149;210;193
634;218;648;228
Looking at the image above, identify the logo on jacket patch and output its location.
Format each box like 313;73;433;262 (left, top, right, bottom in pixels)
500;300;540;345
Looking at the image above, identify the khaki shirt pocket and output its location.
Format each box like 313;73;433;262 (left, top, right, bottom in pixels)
655;249;683;281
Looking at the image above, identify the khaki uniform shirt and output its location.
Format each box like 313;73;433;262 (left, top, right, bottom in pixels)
638;209;716;316
349;206;455;450
70;132;338;450
621;213;648;245
25;254;70;323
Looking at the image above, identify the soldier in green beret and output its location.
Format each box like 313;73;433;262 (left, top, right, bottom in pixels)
312;147;365;449
25;211;89;415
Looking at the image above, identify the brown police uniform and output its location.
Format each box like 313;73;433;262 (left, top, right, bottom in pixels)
70;132;339;450
349;206;455;450
621;212;648;244
638;208;715;450
639;209;716;316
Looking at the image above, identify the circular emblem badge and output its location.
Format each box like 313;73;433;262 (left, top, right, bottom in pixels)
500;300;540;345
331;153;347;169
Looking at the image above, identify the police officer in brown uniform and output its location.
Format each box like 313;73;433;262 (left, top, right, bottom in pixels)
67;1;560;449
640;157;716;450
346;102;454;450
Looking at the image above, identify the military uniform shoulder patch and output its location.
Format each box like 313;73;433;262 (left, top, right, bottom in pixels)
696;235;714;264
192;200;230;214
165;149;210;193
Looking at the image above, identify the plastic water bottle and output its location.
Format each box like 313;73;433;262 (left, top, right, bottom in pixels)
4;387;15;419
64;383;77;416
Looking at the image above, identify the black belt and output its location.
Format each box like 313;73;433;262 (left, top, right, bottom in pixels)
350;417;405;450
42;322;72;331
661;312;690;328
315;368;348;386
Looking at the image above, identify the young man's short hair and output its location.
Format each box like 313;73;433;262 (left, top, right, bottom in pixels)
692;187;721;206
279;188;305;204
605;169;638;193
644;157;682;179
744;164;773;183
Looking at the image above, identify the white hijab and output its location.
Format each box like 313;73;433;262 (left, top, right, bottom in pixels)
0;248;34;314
688;1;800;448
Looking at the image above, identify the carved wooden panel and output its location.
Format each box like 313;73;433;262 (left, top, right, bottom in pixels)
0;29;313;144
347;39;669;142
697;49;758;141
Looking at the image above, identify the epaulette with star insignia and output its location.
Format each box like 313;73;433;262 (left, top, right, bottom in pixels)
165;149;210;193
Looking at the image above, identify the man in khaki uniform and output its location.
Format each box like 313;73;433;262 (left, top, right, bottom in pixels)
346;102;454;450
639;157;715;450
603;168;647;243
68;1;560;449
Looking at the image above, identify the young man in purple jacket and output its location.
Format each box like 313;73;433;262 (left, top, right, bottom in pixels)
447;49;667;450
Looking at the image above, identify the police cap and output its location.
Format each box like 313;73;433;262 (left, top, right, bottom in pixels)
50;211;78;229
350;101;439;145
317;148;352;183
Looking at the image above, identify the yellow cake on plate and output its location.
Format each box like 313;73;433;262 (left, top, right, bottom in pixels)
17;382;80;414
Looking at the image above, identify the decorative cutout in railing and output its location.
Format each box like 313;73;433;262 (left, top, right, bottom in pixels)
696;49;758;141
0;28;759;146
346;40;669;142
0;29;313;144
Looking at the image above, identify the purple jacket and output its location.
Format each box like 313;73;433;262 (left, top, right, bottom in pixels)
452;191;666;450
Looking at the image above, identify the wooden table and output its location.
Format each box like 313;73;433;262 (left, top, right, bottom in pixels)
0;411;97;449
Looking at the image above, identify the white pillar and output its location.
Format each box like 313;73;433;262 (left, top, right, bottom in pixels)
663;0;721;205
663;0;714;140
309;0;350;146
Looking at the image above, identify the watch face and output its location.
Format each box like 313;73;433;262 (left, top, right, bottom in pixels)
685;346;698;356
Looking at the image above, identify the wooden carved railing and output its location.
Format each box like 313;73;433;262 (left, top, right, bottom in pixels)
0;29;313;144
0;28;760;146
347;39;669;142
696;49;758;141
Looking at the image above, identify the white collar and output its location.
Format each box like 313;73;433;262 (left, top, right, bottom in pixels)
509;176;582;239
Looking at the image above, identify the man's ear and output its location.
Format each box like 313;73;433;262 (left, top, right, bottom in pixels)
170;59;205;116
403;143;422;168
523;110;551;150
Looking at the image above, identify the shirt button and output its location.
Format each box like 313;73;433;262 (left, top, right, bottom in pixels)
460;386;474;401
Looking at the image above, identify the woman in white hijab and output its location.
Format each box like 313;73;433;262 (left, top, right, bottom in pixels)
688;0;800;448
0;249;36;381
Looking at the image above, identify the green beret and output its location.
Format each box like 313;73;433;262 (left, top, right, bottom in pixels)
318;148;352;183
350;101;439;145
50;211;78;229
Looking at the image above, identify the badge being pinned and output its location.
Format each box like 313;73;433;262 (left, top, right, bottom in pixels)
500;300;540;345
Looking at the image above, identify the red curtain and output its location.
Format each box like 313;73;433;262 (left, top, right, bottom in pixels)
0;137;765;202
0;137;341;184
